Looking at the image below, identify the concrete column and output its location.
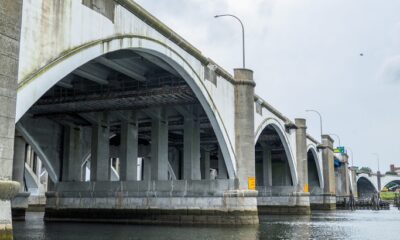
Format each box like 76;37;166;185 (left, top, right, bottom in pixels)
377;171;382;192
349;167;358;198
0;0;23;237
295;118;309;193
151;109;168;180
11;134;30;220
217;148;228;179
233;69;256;189
12;135;26;192
143;157;151;181
63;126;82;182
183;113;201;180
119;112;138;181
261;145;272;187
25;145;32;168
90;113;110;181
322;135;336;194
341;154;350;196
204;150;211;180
321;135;336;210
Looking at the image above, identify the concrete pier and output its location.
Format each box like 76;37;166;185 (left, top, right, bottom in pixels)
0;0;23;238
310;135;336;210
11;135;30;220
44;180;258;225
293;118;311;214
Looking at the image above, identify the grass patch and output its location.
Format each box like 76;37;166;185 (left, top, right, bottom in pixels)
380;192;398;200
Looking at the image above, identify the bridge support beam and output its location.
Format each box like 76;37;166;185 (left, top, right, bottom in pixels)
217;148;228;179
119;113;139;181
261;145;272;187
90;113;110;181
349;167;358;198
183;110;201;180
150;109;169;181
293;118;311;214
62;126;82;182
335;154;351;207
311;135;336;210
11;135;30;220
0;0;23;238
233;68;256;189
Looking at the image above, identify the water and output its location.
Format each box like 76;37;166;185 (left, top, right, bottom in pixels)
14;208;400;240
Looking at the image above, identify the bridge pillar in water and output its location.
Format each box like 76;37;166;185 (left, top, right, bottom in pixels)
317;135;336;209
349;167;358;198
62;126;83;182
377;171;382;192
119;112;139;181
232;68;258;220
335;153;351;205
233;69;256;189
150;108;169;181
294;118;311;214
183;107;201;180
11;135;30;220
0;0;23;238
90;113;111;181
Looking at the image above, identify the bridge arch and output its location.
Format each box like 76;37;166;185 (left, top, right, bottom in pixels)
357;176;378;199
254;118;297;187
306;146;323;190
16;36;236;180
380;176;400;191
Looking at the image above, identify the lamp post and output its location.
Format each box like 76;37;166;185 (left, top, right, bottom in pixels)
214;14;246;68
327;133;341;147
305;109;323;141
372;153;380;172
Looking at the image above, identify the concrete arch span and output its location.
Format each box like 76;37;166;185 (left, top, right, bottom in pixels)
16;36;236;180
357;176;378;199
306;146;323;190
254;118;298;187
381;176;400;191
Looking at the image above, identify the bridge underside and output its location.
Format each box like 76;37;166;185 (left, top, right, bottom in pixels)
307;150;326;210
254;125;309;214
357;177;377;200
15;49;258;225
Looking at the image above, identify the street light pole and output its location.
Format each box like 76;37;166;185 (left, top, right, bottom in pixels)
305;109;323;141
372;153;380;172
215;14;245;68
327;133;341;147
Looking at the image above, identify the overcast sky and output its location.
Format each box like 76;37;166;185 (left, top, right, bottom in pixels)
135;0;400;172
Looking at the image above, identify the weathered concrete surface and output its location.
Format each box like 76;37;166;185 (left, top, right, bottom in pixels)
257;186;310;215
234;69;256;189
0;0;23;238
44;180;258;225
294;118;310;214
11;134;30;220
314;135;336;210
16;0;237;180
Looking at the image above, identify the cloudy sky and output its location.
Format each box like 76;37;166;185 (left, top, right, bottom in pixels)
135;0;400;172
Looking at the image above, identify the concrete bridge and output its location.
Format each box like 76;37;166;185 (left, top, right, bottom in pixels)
0;0;354;237
357;172;400;199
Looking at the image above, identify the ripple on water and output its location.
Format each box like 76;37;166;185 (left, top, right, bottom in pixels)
13;208;400;240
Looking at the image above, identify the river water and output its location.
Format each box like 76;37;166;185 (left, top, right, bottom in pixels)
13;207;400;240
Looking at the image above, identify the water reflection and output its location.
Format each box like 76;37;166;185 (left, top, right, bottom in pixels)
14;208;400;240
